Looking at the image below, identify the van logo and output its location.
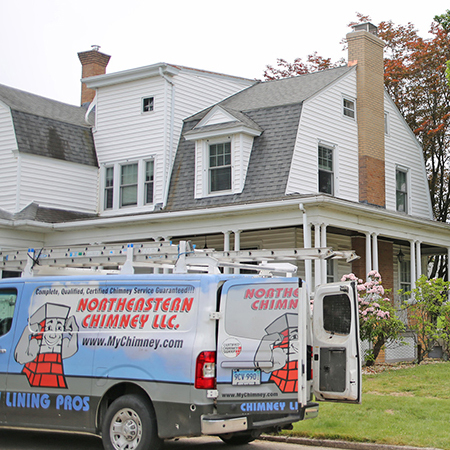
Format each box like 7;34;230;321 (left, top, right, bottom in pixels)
222;338;242;358
14;303;79;388
254;313;298;393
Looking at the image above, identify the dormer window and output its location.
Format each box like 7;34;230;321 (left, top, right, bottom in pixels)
209;142;231;192
142;97;154;113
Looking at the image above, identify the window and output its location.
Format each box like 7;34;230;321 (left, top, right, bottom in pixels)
0;288;17;337
145;160;154;204
326;259;336;283
318;145;334;195
142;97;154;113
384;112;390;135
104;166;114;210
399;260;411;294
209;142;231;193
120;163;138;207
343;98;355;119
323;294;351;335
396;168;408;213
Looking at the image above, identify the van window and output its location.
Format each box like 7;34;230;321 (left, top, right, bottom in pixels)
0;288;17;337
323;294;351;335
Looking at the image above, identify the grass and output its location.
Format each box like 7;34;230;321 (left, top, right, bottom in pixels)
286;361;450;449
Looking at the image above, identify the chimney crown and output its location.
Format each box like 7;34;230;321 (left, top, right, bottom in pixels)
351;22;378;36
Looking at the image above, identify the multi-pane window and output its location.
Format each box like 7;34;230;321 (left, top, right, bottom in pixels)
142;97;154;113
343;98;355;119
396;168;408;213
318;145;334;195
120;163;138;207
209;142;231;192
145;160;154;204
104;166;114;210
399;260;411;295
326;259;335;283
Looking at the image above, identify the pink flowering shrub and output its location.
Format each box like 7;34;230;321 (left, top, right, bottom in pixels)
342;271;405;366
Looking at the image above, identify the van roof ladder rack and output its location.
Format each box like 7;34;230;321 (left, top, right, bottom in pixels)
0;240;359;277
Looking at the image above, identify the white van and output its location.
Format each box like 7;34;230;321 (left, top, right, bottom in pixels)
0;243;361;450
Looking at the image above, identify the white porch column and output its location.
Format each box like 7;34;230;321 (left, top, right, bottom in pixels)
223;231;231;274
234;230;241;274
300;204;312;292
410;240;416;289
372;233;379;272
415;241;422;280
365;232;372;279
314;223;321;288
321;223;327;284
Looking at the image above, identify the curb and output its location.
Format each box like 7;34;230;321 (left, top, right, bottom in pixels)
260;435;443;450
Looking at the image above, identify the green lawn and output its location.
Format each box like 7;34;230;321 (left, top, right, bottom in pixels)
287;362;450;449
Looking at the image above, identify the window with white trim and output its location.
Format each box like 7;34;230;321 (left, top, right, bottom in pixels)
318;144;334;195
120;163;138;207
145;160;154;204
209;142;231;193
399;260;411;294
326;259;336;283
343;97;355;119
396;168;408;213
142;97;154;113
104;166;114;210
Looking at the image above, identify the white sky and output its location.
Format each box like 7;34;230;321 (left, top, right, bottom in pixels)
1;0;448;106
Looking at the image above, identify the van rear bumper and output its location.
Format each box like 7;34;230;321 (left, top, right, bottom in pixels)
201;407;316;435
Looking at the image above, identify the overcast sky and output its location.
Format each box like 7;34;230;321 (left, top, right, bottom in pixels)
1;0;448;106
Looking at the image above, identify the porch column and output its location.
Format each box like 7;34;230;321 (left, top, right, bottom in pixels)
410;240;416;289
314;223;321;288
365;232;372;279
321;223;327;284
234;230;241;274
372;233;379;272
415;241;422;279
300;204;312;292
223;231;231;274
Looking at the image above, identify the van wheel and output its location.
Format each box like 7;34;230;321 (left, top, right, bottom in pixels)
102;394;162;450
219;430;260;445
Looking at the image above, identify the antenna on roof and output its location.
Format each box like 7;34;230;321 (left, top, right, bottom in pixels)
91;45;101;51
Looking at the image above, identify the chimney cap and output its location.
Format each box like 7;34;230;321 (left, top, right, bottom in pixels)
91;45;101;51
352;22;378;36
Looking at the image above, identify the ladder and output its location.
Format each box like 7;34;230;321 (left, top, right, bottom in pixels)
0;240;359;277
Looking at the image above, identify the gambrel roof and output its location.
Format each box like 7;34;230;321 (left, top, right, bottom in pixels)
166;65;353;211
0;83;97;167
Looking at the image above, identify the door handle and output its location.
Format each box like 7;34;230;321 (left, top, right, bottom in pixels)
0;348;6;354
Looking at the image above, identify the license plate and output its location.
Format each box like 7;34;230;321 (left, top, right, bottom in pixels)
232;369;261;386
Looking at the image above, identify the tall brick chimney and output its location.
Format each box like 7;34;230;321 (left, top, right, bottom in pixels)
78;46;111;106
347;23;386;207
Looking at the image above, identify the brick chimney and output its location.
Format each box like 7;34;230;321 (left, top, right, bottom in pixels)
347;23;386;207
78;46;111;106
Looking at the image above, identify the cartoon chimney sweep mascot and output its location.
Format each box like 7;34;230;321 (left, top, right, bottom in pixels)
14;302;79;388
254;313;299;393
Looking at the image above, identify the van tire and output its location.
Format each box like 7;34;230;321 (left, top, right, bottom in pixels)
102;394;162;450
219;430;260;445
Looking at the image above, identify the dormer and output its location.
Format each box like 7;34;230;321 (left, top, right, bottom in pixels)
184;106;262;198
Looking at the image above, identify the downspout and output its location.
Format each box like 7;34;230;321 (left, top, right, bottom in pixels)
299;204;312;293
159;67;175;208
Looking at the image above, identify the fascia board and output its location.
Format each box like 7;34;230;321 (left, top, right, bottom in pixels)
184;125;261;141
83;64;180;88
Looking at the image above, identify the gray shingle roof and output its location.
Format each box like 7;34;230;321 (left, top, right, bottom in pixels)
0;84;97;167
166;65;354;211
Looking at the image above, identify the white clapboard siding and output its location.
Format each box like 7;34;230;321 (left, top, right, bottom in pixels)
0;103;19;212
286;69;359;202
18;154;98;213
384;94;432;219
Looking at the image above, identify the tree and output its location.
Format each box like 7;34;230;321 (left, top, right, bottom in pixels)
342;271;405;366
264;13;450;277
402;275;450;363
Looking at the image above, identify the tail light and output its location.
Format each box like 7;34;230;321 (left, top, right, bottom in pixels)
195;351;216;389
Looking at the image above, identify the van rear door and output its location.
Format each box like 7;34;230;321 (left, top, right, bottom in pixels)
312;281;361;403
215;278;307;420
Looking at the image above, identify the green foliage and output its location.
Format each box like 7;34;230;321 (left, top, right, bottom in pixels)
342;272;405;365
402;275;450;362
287;362;450;449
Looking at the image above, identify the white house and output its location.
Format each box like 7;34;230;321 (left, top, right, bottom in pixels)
0;22;449;338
